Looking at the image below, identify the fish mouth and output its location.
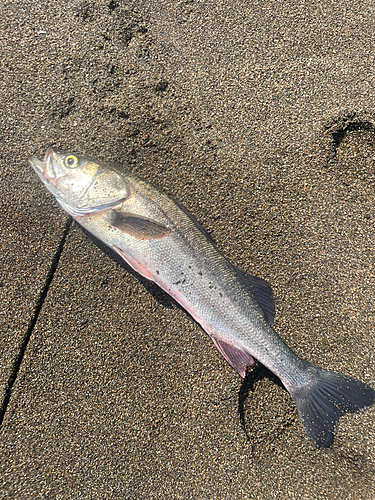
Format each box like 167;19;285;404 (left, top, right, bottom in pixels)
29;147;65;186
28;155;44;175
29;148;68;209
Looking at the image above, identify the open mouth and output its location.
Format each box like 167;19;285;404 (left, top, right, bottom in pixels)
28;155;44;175
28;148;65;186
28;150;78;215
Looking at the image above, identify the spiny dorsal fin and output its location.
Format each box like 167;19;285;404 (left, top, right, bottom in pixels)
233;265;275;325
110;211;171;240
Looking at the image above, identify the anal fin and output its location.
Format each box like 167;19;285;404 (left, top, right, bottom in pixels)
211;336;254;378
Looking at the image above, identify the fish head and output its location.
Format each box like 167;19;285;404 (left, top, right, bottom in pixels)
28;148;130;217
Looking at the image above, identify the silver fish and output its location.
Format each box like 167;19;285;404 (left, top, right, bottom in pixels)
29;148;375;447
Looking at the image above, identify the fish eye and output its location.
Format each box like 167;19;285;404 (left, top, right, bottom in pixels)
64;155;79;169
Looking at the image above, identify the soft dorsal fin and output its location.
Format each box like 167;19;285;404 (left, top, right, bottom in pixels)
233;265;275;325
110;211;171;240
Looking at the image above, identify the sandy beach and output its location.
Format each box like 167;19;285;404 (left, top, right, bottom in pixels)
1;0;375;498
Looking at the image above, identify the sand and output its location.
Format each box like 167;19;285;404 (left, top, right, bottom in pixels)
1;0;375;498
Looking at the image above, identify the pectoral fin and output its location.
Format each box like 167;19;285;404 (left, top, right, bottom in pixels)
110;211;171;240
233;265;275;325
211;336;255;378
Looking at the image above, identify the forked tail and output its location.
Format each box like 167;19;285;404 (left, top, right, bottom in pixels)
289;365;375;447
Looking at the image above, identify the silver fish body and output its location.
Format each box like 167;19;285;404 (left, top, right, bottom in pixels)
76;172;301;383
29;148;375;447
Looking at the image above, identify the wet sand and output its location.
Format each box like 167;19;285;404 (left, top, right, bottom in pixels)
1;1;375;498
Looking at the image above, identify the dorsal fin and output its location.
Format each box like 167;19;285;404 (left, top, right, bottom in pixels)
233;265;275;325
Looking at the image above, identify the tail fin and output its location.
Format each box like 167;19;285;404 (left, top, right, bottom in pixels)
290;367;375;447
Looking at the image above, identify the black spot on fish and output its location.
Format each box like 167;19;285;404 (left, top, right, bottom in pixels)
173;279;186;285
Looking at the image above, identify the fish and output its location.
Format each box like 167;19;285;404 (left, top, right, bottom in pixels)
29;147;375;447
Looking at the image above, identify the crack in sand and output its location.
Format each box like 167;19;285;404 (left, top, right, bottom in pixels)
0;218;72;427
